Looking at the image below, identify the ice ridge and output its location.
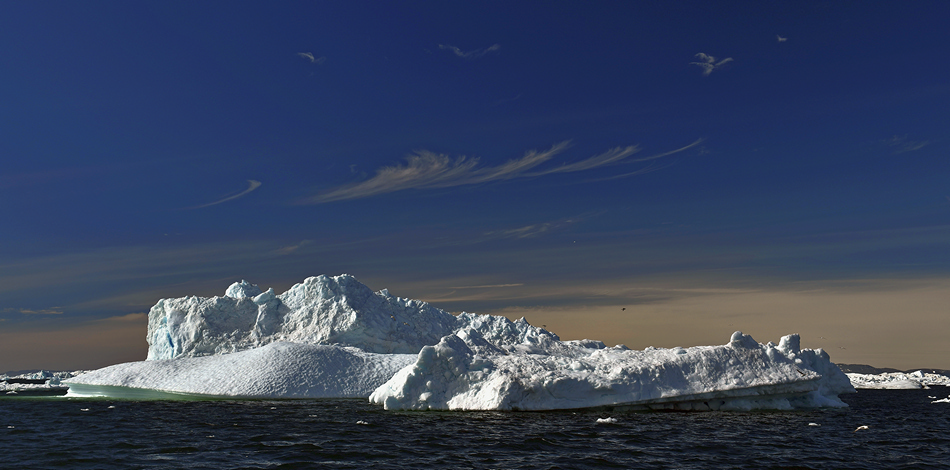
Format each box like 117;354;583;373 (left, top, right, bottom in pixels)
147;274;557;360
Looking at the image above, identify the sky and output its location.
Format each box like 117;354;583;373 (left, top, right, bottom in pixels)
1;1;948;373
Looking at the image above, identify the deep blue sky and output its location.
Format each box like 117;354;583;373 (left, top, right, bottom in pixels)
2;1;948;372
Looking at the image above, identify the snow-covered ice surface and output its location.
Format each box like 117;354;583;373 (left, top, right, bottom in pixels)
66;342;415;398
370;329;854;411
66;274;856;409
846;371;950;390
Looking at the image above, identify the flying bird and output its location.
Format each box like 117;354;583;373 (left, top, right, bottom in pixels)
777;35;788;42
854;425;869;432
690;53;733;76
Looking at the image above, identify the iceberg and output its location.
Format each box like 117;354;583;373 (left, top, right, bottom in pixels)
846;370;950;390
369;329;853;411
66;274;855;410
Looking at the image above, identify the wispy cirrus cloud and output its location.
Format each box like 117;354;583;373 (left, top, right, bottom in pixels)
2;307;64;315
594;139;704;181
884;135;931;154
439;43;501;59
493;222;561;239
690;53;733;76
448;283;524;289
303;142;569;204
273;240;313;256
297;52;326;65
189;180;261;209
300;140;700;204
484;218;579;240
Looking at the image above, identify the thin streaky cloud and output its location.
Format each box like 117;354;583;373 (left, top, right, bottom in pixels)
537;137;705;176
303;140;699;204
304;142;570;204
273;240;313;256
528;146;640;175
438;43;501;59
485;217;580;239
448;283;525;289
583;139;703;182
18;308;64;315
690;53;733;76
191;180;262;209
628;138;704;162
884;135;931;154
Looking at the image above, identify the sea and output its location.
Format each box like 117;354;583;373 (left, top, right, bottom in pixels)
2;388;948;469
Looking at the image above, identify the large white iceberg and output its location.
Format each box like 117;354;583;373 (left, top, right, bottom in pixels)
67;274;855;409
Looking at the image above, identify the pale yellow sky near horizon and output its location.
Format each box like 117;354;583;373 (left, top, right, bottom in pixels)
2;276;947;372
489;279;950;371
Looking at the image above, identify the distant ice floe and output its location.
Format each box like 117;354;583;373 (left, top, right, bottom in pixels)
65;274;856;410
846;371;950;390
1;370;82;396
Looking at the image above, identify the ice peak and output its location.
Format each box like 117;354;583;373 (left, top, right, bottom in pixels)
148;274;540;360
225;280;263;299
729;331;759;349
777;334;801;354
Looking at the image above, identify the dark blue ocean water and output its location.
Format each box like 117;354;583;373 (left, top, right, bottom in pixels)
2;388;948;469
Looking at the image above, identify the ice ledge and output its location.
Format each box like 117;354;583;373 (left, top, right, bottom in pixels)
370;330;855;411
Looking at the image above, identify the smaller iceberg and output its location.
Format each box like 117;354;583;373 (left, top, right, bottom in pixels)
370;329;854;411
846;370;950;390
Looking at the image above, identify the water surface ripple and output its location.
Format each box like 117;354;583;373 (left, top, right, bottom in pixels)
2;389;948;469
